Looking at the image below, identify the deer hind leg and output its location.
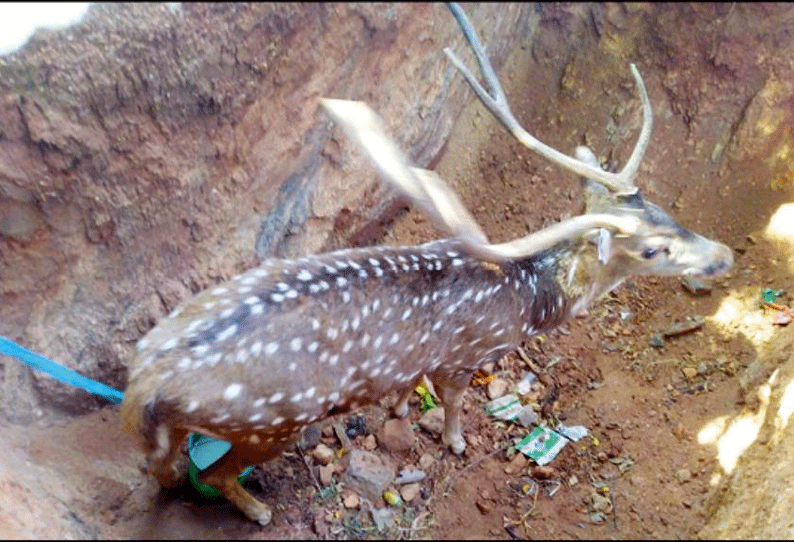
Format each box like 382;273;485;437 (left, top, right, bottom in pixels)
394;375;438;418
197;440;292;526
144;424;190;488
429;372;469;455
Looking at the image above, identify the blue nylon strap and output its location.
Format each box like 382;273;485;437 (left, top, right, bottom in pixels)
0;334;246;475
0;334;125;404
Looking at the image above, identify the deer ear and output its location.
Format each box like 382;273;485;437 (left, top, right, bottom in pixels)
596;228;612;264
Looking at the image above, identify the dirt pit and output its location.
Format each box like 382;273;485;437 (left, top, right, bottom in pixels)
2;3;794;540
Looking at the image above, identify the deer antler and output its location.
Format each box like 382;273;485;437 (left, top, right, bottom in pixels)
321;98;642;262
444;2;652;196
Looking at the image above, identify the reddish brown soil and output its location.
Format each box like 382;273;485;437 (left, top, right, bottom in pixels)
2;4;794;540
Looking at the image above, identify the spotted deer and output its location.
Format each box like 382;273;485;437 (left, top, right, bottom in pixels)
120;3;733;525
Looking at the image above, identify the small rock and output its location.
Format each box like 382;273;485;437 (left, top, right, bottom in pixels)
649;334;665;348
682;276;712;296
380;418;414;452
343;450;396;501
300;424;322;450
362;433;377;451
591;492;612;514
672;423;687;441
342;490;360;509
319;463;335;486
530;465;556;480
418;407;444;436
504;453;527;475
487;378;509;399
418;452;435;471
476;500;491;515
698;362;709;375
400;482;420;503
370;507;396;532
395;466;426;485
682;367;698;379
312;443;335;465
663;317;704;338
568;475;579;486
313;513;329;537
675;468;692;484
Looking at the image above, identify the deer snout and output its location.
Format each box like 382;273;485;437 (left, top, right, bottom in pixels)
702;242;733;277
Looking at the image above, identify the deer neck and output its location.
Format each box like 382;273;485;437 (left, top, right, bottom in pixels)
527;239;629;320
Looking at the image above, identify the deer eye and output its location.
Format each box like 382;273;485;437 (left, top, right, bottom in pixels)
641;247;658;260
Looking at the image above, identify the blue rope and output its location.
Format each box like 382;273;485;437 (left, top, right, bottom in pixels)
0;334;243;477
0;334;124;404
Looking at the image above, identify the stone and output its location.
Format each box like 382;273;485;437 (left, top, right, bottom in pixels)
400;483;420;503
418;407;444;436
487;378;509;400
343;450;396;502
504;453;527;475
312;443;335;465
342;490;360;509
318;463;335;486
418;452;435;471
362;434;377;451
380;418;414;452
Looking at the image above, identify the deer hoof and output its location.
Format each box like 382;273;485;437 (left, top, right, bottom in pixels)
443;433;466;455
246;502;273;526
394;401;409;419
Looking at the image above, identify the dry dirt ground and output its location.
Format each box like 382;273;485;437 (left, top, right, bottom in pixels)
2;5;794;540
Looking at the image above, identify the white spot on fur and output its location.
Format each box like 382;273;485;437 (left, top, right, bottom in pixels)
223;383;243;401
217;324;238;342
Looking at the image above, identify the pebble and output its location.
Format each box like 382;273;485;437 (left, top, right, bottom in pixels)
487;377;509;399
675;468;692;483
312;443;335;465
504;453;527;475
319;463;335;486
395;466;426;485
400;482;420;503
418;407;444;436
343;450;396;501
591;492;612;514
418;452;435;471
530;465;556;480
362;433;377;451
476;500;491;515
380;418;414;452
682;276;712;296
682;367;698;379
342;490;360;509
